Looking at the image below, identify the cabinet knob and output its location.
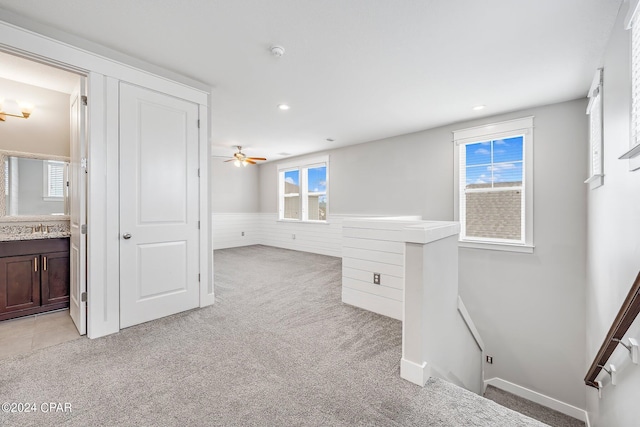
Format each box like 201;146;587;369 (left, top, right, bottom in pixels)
122;233;132;240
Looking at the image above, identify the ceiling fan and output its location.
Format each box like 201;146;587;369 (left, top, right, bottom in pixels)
223;146;267;167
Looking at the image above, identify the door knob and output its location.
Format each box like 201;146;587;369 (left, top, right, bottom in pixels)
122;233;132;240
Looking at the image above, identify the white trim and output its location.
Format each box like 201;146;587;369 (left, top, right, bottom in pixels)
626;0;640;29
0;17;212;338
586;68;604;189
276;154;329;171
453;116;534;253
277;155;329;222
400;358;430;386
198;102;214;307
484;377;589;423
457;296;484;351
459;240;535;253
453;116;534;144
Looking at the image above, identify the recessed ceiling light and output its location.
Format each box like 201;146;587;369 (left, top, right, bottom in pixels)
472;105;486;111
278;104;290;110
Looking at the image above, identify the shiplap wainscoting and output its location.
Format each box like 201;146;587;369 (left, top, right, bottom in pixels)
212;213;261;249
257;213;343;257
341;217;422;320
212;213;346;256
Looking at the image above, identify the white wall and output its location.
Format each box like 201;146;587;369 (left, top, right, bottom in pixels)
586;2;640;426
258;98;588;411
211;157;259;213
460;100;588;411
0;77;70;157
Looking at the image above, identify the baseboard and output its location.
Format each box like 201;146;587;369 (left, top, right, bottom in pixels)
484;377;589;424
342;288;402;320
401;358;430;386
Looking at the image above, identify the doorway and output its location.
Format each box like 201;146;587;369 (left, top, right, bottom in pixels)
0;50;87;342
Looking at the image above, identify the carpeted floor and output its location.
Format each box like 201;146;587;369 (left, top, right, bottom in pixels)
1;245;548;426
484;386;584;427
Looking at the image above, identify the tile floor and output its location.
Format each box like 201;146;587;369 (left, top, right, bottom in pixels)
0;310;82;360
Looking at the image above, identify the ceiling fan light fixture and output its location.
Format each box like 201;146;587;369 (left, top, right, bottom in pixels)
242;160;248;167
234;159;241;167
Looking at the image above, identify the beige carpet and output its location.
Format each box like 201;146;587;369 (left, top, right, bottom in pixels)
0;245;548;426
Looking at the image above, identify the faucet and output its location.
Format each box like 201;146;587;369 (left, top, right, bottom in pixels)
32;224;49;234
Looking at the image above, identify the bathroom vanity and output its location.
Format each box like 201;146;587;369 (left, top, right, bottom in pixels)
0;150;72;322
0;236;70;321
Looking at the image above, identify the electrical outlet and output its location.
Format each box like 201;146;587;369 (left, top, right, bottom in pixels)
373;273;381;285
486;355;493;364
241;231;245;236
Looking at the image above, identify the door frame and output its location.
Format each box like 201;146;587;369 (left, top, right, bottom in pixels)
0;14;213;338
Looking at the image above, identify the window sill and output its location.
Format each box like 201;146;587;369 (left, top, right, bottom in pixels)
619;143;640;160
458;240;534;254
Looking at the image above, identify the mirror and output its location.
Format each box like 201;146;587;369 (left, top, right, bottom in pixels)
0;150;70;219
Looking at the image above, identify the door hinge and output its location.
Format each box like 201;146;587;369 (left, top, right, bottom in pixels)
198;273;201;282
81;224;87;234
197;119;200;128
81;292;87;302
81;95;88;106
197;168;200;177
197;221;200;229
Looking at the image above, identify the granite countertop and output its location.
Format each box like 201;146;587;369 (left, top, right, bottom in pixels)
0;232;71;242
0;224;71;242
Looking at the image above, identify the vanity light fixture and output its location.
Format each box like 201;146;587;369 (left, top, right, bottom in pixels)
0;99;34;121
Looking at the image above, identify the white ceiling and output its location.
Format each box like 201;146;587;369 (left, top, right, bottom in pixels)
0;0;622;161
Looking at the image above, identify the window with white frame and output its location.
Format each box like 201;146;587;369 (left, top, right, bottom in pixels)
585;68;604;189
278;156;328;222
632;9;640;149
622;3;640;169
43;160;65;200
454;117;534;252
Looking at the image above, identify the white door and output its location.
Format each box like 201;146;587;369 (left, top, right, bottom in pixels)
119;83;200;328
69;79;87;335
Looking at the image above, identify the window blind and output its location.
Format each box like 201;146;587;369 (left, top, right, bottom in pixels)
47;161;65;198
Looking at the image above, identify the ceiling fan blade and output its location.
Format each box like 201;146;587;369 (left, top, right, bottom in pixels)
247;157;266;161
224;159;235;162
245;159;257;165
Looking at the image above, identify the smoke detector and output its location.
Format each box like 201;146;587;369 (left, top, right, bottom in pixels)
270;45;285;57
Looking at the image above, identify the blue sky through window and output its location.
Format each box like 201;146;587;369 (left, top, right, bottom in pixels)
465;136;523;186
308;166;327;193
284;170;299;192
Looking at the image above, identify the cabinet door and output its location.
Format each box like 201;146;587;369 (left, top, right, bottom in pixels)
41;251;70;306
0;255;40;314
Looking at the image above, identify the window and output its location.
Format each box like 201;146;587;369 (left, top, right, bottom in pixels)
454;117;534;253
278;156;328;222
585;68;604;189
621;4;640;169
43;160;65;200
632;9;640;150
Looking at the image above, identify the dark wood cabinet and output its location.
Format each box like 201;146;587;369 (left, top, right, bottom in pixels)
0;238;70;321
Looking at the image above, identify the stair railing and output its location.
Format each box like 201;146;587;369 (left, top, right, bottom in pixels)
585;271;640;391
